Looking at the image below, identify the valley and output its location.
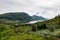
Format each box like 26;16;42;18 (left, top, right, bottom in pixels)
0;12;60;40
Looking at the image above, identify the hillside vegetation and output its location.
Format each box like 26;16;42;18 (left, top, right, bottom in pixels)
0;14;60;40
0;12;32;23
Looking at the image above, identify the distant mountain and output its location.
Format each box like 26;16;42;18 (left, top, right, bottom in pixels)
31;15;48;21
0;12;33;23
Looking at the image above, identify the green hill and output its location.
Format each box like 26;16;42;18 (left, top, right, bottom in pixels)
46;15;60;29
36;15;60;28
0;14;60;40
34;15;60;32
0;12;32;23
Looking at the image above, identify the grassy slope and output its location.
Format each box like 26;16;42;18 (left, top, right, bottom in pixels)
0;24;44;40
0;15;60;40
35;15;60;40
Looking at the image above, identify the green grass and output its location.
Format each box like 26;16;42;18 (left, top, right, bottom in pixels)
0;15;60;40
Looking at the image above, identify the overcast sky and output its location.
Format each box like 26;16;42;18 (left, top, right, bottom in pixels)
0;0;60;19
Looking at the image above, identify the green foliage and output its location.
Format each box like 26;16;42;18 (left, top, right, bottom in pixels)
33;15;60;40
31;25;37;32
0;15;60;40
0;24;45;40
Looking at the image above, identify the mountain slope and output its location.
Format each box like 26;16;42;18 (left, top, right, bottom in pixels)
0;12;32;23
35;15;60;30
47;15;60;27
31;15;47;21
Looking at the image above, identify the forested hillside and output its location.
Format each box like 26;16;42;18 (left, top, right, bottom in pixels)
0;14;60;40
0;12;33;23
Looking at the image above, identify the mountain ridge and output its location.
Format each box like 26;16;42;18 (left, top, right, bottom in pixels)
31;15;48;21
0;12;33;23
0;12;48;23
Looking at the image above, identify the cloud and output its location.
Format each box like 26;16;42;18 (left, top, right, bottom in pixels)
0;0;60;19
